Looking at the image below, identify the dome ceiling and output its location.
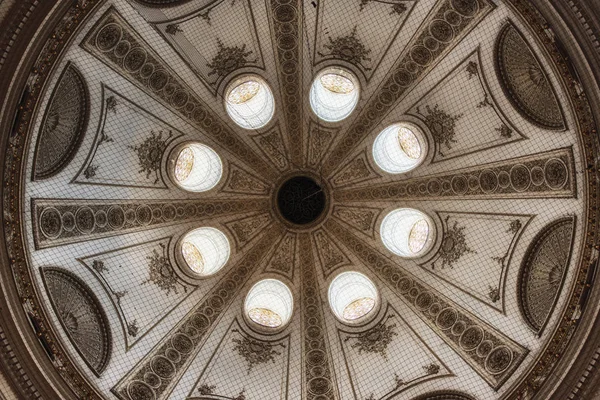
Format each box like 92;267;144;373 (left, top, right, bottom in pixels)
2;0;599;399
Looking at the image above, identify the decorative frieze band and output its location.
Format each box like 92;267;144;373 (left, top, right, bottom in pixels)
299;233;338;399
335;147;576;202
32;198;268;248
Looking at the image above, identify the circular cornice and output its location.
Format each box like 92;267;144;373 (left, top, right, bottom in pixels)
0;2;108;398
131;0;192;8
0;1;599;399
501;0;600;397
512;1;600;399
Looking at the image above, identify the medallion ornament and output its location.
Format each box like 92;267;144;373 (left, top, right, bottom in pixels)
207;39;256;79
417;105;463;157
232;330;285;373
433;217;476;269
129;130;172;184
345;315;398;360
318;26;372;70
143;243;186;295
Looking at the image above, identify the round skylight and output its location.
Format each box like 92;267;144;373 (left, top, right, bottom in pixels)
380;208;436;258
170;142;222;192
225;75;275;129
244;279;293;330
328;271;379;324
310;67;360;122
373;123;427;174
179;227;230;277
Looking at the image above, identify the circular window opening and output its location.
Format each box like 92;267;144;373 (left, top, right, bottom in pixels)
373;123;427;174
380;208;436;258
170;143;222;192
179;227;230;277
244;279;293;331
329;271;379;324
225;75;275;130
310;67;360;123
276;176;327;226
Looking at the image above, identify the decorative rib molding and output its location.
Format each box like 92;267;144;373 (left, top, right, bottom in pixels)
81;7;278;181
32;198;269;249
321;0;495;177
299;233;338;399
112;223;284;400
267;0;303;167
325;219;528;389
335;147;576;202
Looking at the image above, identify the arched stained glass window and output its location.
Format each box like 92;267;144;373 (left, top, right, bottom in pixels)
373;123;427;174
328;271;379;324
225;75;275;130
310;67;360;122
171;142;222;192
244;279;293;330
380;208;435;258
180;227;230;277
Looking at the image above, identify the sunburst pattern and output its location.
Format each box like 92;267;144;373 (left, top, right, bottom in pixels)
2;0;597;400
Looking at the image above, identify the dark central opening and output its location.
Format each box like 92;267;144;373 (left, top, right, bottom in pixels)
277;176;326;225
